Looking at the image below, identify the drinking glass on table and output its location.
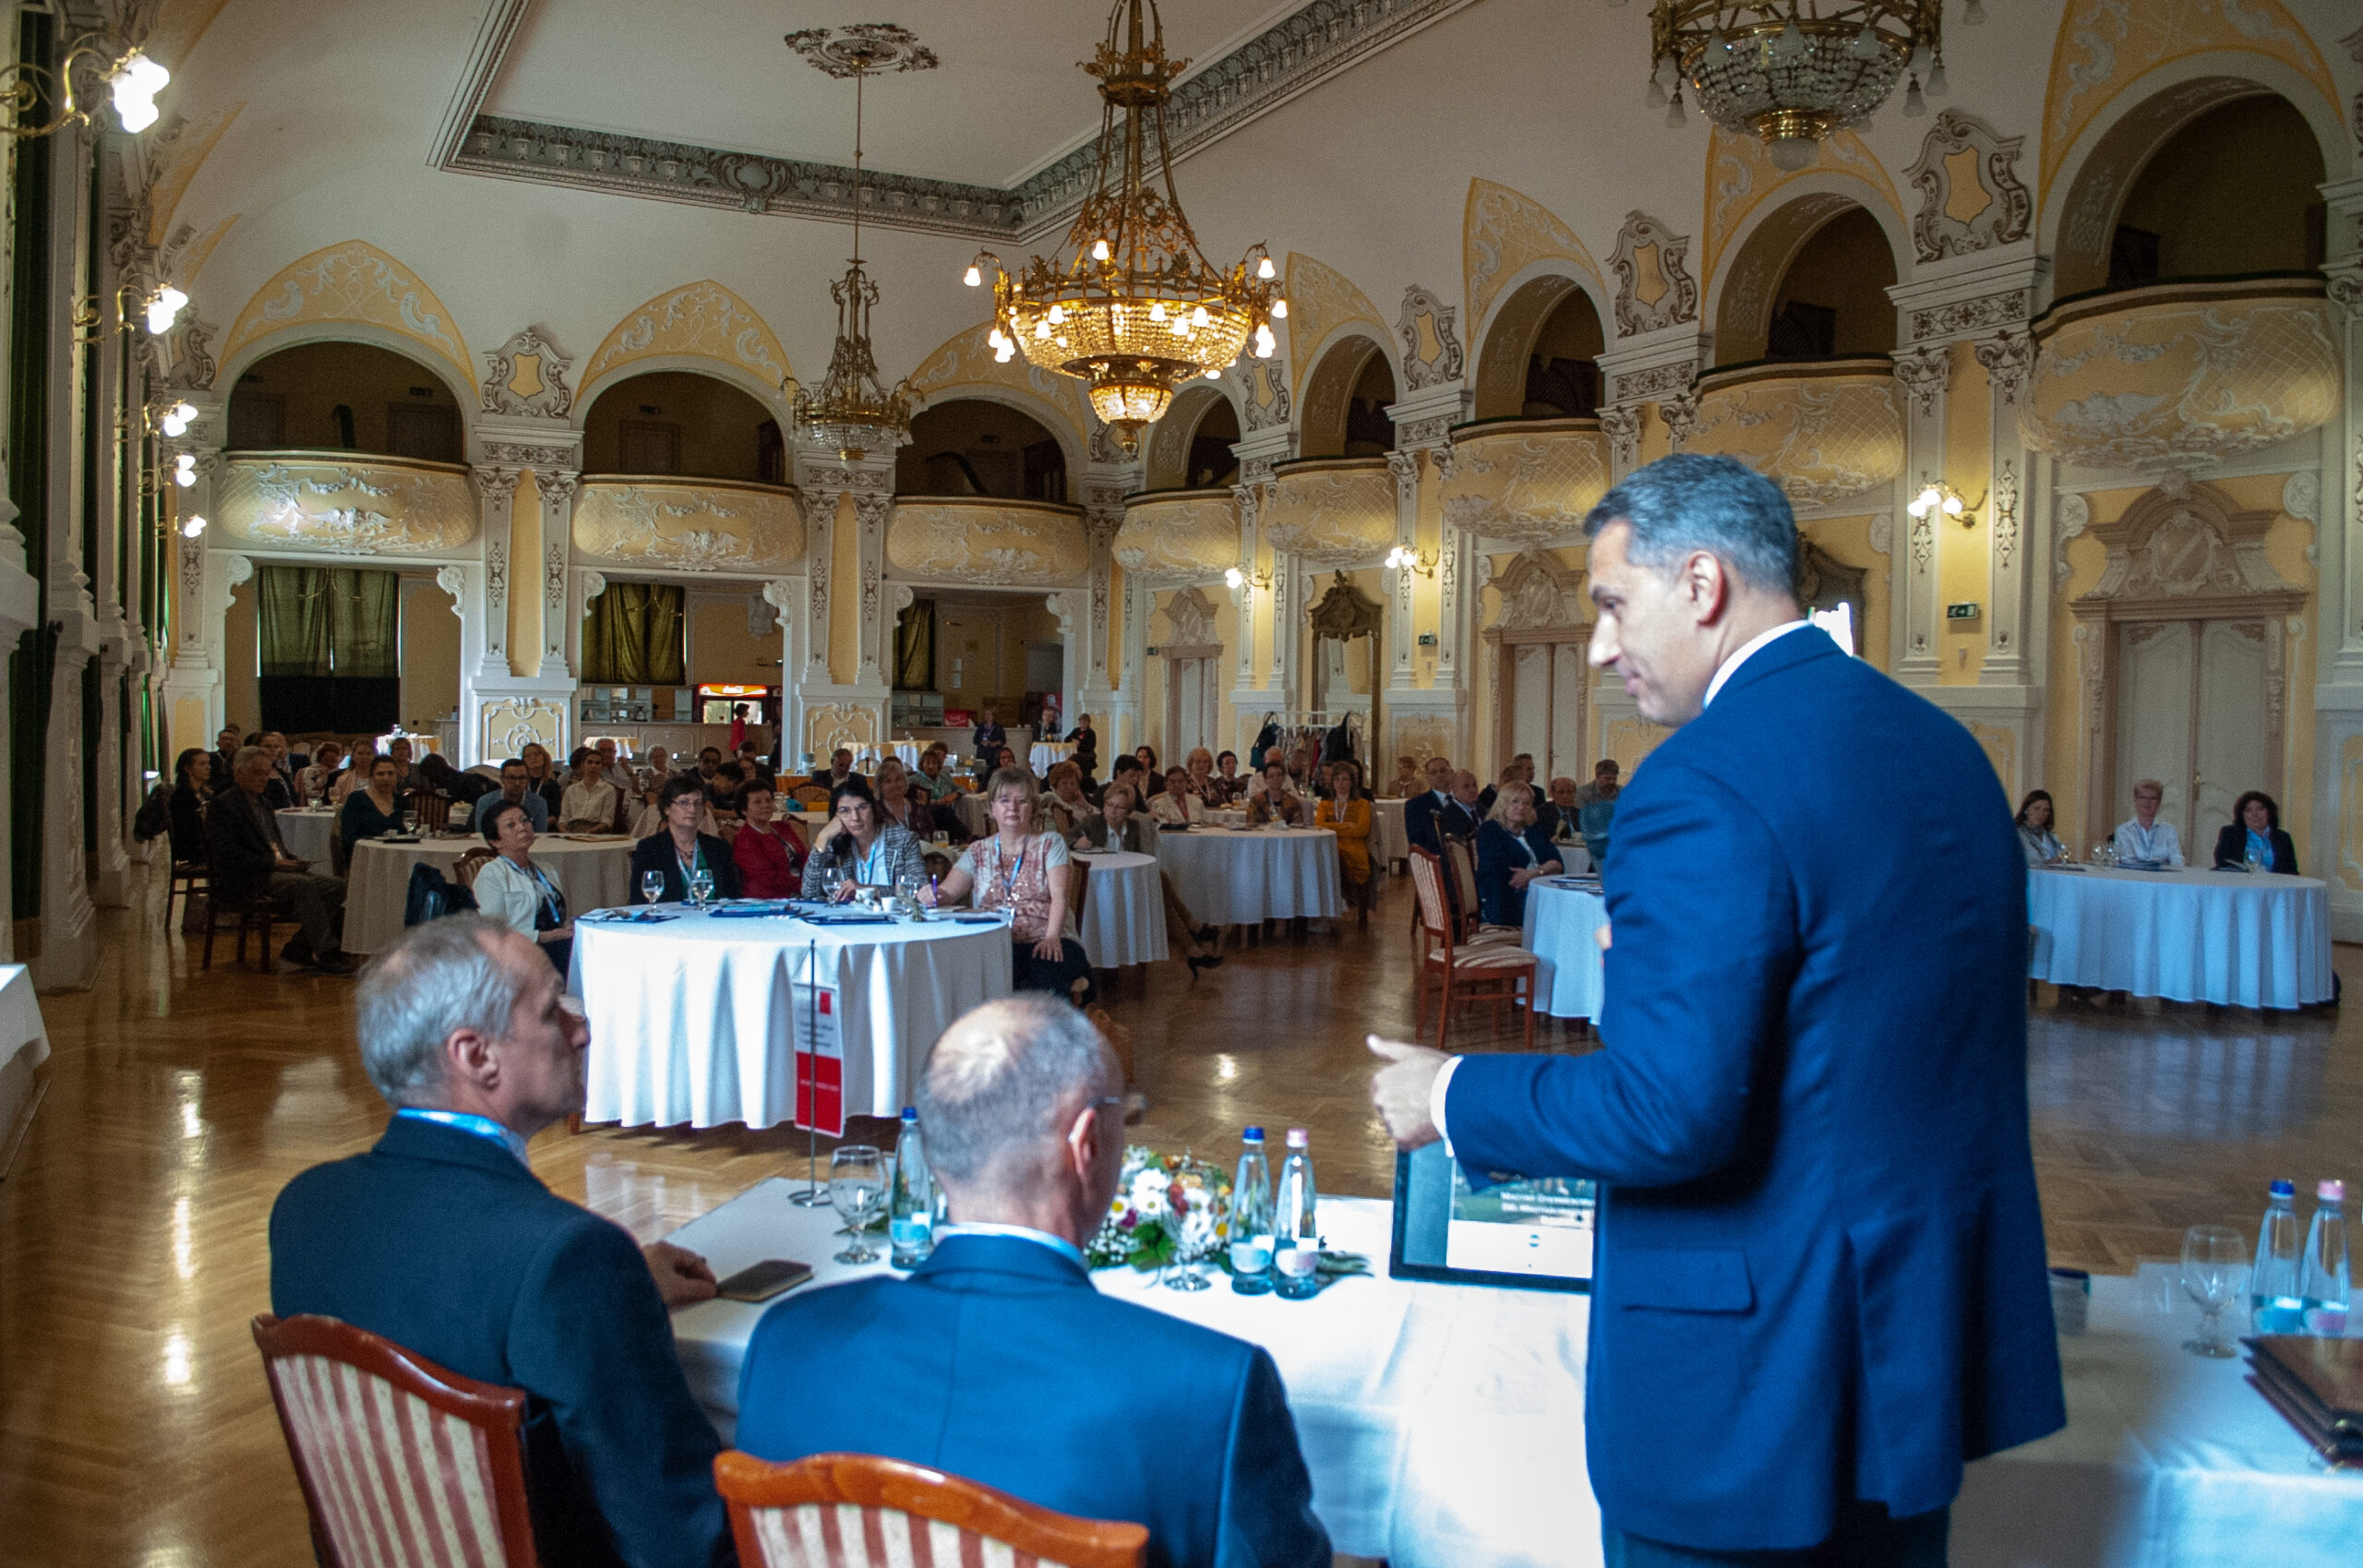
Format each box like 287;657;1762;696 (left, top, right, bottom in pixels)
2243;845;2263;875
829;1144;887;1264
689;868;715;908
2180;1224;2249;1357
641;869;665;905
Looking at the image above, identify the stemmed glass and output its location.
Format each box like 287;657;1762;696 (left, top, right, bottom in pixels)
829;1145;887;1264
640;870;665;906
2180;1225;2249;1357
689;868;715;909
2243;846;2264;875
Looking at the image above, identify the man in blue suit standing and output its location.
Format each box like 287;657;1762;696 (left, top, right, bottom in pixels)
1371;454;2064;1566
736;996;1331;1568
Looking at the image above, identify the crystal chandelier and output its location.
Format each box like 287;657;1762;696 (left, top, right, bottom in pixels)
964;0;1284;455
781;24;935;463
1645;1;1969;171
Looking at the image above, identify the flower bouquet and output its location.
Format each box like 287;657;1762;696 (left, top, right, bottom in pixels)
1087;1145;1232;1288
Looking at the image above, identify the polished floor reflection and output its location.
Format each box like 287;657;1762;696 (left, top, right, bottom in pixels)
2;864;2356;1566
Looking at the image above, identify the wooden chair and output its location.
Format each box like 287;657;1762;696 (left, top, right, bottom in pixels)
164;856;209;930
789;784;830;810
1087;1004;1136;1087
715;1451;1146;1568
453;848;498;889
411;789;454;832
1409;848;1538;1051
251;1313;541;1568
201;887;285;974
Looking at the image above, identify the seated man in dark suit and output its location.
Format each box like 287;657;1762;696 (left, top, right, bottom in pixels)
208;745;354;972
270;916;733;1568
806;747;861;792
1399;756;1457;856
737;996;1329;1568
2213;789;2300;873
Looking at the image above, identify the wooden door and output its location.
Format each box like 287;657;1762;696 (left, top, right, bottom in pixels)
2115;618;2270;857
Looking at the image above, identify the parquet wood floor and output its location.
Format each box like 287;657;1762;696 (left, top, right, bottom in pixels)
4;860;2358;1566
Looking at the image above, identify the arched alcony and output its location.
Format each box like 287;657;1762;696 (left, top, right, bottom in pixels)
1712;198;1901;366
896;398;1070;502
1471;276;1606;421
1143;384;1241;491
581;371;781;482
225;341;466;461
1299;334;1397;459
2103;96;2324;289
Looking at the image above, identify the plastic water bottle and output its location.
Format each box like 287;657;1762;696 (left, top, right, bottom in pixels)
2251;1179;2305;1335
1272;1128;1319;1299
2301;1179;2351;1336
1229;1128;1274;1295
889;1107;935;1269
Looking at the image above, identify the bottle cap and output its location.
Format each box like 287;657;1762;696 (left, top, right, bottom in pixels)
1242;1126;1265;1141
901;1106;918;1120
2273;1179;2297;1197
2321;1179;2345;1203
1286;1127;1309;1147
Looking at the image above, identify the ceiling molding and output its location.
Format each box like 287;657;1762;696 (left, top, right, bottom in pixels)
433;0;1484;242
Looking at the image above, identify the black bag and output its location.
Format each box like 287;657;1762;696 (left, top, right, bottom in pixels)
403;862;477;928
133;782;173;843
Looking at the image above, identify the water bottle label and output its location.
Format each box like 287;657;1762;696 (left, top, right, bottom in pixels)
891;1217;932;1248
1277;1244;1317;1279
1230;1239;1272;1274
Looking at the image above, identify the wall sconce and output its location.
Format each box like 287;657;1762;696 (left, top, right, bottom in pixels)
1385;544;1436;577
1908;481;1985;528
1224;564;1271;592
3;42;169;140
179;514;207;539
76;281;186;343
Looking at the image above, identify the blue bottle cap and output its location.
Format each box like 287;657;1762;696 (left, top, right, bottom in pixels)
2271;1179;2296;1197
1243;1126;1265;1141
902;1106;918;1120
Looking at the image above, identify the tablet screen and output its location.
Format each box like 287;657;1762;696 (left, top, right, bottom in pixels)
1390;1141;1594;1292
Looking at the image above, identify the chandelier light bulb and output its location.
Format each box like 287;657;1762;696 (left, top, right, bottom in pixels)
145;285;187;334
1848;24;1880;60
1654;55;1678;89
1055;334;1069;348
1908;41;1930;74
1257;257;1276;280
1942;494;1964;516
1271;299;1287;319
1665;91;1686;129
1645;76;1667;109
1047;303;1065;324
1225;567;1244;590
173;454;196;486
1902;76;1926;116
1203;368;1221;379
994;341;1015;363
111;53;168;133
1253;323;1276;358
1769;137;1817;172
1091;238;1111;261
963;264;981;287
1775;23;1805;61
1149;301;1167;321
1192;305;1210;325
988;326;1006;349
1925;58;1948;96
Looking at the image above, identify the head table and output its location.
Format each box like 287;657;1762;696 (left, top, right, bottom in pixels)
1154;825;1343;926
2027;865;2333;1010
1068;848;1167;968
345;833;637;954
570;905;1014;1130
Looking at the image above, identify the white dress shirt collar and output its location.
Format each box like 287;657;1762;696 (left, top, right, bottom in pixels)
939;1221;1088;1270
1703;619;1813;709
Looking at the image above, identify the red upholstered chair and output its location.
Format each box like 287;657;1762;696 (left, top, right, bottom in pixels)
715;1451;1147;1568
251;1313;540;1568
1409;847;1539;1051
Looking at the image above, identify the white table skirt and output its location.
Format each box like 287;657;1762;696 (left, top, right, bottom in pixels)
954;794;993;838
0;964;51;1169
276;808;338;870
1029;741;1074;775
1156;827;1343;925
2027;867;2333;1008
1522;880;1608;1023
854;743;922;772
573;909;1014;1129
1373;798;1409;870
660;1188;2363;1568
345;834;637;954
1072;849;1168;968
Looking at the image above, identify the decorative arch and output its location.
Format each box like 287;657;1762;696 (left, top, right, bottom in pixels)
576;280;795;415
1709;187;1912;367
1469;271;1608;421
1297;333;1394;460
906;320;1092;472
1143;381;1241;491
218;239;474;395
1462;179;1609;359
1700;127;1906;297
1285;252;1396;406
215;324;478;417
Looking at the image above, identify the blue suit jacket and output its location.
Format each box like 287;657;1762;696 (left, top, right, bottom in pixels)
1444;627;2064;1550
270;1117;731;1568
1474;819;1561;926
736;1234;1330;1568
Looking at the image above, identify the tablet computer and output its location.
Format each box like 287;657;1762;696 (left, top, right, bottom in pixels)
1389;1141;1594;1293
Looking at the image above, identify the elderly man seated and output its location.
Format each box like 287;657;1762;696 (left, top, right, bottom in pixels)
208;745;354;972
270;916;730;1568
737;996;1324;1566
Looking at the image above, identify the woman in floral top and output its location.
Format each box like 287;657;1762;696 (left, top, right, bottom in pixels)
927;766;1095;1006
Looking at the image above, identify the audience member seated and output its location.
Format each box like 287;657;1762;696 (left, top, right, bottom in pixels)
698;760;744;821
1150;767;1208;825
1133;745;1163;796
1205;749;1246;806
730;784;807;899
467;759;553;834
2113;778;2185;867
736;996;1328;1567
630;777;741;903
733;741;775;793
2016;789;2065;866
1402;757;1457;854
210;724;242;784
1245;759;1310;828
634;744;676;799
1042;761;1094;841
520;742;564;819
270;916;728;1568
912;744;964;802
258;732;299;809
971;707;1007;759
295;740;345;808
802;778;928;901
1476;782;1565;927
1064;712;1098;780
168;748;214;866
1182;748;1219;804
418;751;491;809
1316;761;1374;920
1074;786;1224;976
339;755;410;858
1446;771;1490;841
2214;790;2298;874
211;747;352;972
927;768;1096;1006
471;799;574;975
1574;758;1621;807
807;748;861;792
1533;775;1579;843
1385;754;1421;798
693;748;725;786
1105;754;1149;807
871;758;930;837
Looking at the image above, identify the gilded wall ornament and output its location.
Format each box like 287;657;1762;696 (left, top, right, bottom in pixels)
1903;112;2032;263
1397;284;1464;391
480;329;576;418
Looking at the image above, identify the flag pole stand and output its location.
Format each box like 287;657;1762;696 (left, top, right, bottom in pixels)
789;938;830;1206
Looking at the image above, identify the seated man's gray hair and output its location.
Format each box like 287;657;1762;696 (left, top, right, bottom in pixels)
354;914;532;1107
231;745;267;771
1583;451;1799;600
918;996;1120;1189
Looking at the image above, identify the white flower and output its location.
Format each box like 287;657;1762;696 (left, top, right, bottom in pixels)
1178;1203;1219;1253
1128;1167;1170;1220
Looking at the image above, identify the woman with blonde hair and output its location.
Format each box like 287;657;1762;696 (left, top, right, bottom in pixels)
925;766;1095;1005
872;756;928;835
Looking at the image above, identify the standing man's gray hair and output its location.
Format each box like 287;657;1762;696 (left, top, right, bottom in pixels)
918;996;1119;1190
1583;451;1801;600
354;914;533;1106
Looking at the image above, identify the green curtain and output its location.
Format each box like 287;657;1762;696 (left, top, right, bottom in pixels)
581;581;685;685
894;600;935;690
258;564;330;677
331;569;401;678
642;583;686;685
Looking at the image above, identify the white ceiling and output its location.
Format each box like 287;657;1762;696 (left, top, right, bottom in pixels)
483;0;1311;189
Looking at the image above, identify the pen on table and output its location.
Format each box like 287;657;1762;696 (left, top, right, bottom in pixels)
930;874;939;907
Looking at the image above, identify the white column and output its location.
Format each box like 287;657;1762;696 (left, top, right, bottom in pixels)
1974;328;2035;686
1889;343;1949;688
1386;449;1419;688
471;466;521;679
534;469;579;678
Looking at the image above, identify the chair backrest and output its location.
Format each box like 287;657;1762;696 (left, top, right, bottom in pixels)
1443;836;1480;927
453;847;498;888
715;1451;1147;1568
251;1313;540;1568
411;790;454;832
1408;847;1453;944
790;784;830;808
1066;857;1090;927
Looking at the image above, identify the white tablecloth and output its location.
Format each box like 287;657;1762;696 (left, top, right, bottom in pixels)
1373;798;1409;870
0;964;51;1175
2027;867;2333;1008
275;807;338;869
854;743;922;772
954;793;993;838
1028;741;1074;775
1522;879;1608;1023
1072;849;1167;968
345;834;637;954
1155;827;1343;925
660;1188;2363;1568
572;907;1014;1129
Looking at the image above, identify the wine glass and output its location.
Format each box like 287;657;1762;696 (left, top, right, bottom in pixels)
689;868;715;909
640;869;665;906
2243;846;2263;875
2180;1224;2249;1357
829;1145;887;1264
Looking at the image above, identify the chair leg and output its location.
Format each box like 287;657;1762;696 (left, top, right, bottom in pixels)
200;905;218;971
1522;976;1536;1049
1433;967;1454;1052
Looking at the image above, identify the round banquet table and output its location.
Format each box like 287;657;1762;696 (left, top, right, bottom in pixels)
1372;797;1409;872
954;793;993;838
571;907;1014;1129
1155;826;1342;926
854;742;921;772
2027;865;2334;1009
1071;849;1168;968
1028;741;1073;775
276;807;338;870
344;833;637;954
1521;878;1608;1022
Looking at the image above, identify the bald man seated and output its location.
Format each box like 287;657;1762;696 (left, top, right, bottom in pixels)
734;996;1332;1568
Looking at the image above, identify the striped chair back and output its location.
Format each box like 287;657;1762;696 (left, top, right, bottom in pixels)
251;1313;539;1568
717;1452;1146;1568
1408;847;1453;943
1443;836;1481;929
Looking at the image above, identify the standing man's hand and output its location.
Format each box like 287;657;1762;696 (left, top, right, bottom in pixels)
1368;1035;1449;1149
642;1240;718;1308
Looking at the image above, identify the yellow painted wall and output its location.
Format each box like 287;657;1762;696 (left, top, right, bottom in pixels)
224;578;258;730
399;575;461;727
507;481;543;676
1936;341;1990;685
828;495;858;683
1800;512;1891;673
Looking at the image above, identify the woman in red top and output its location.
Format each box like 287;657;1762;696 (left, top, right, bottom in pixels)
730;782;808;898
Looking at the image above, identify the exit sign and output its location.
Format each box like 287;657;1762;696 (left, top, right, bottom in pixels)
1946;602;1982;621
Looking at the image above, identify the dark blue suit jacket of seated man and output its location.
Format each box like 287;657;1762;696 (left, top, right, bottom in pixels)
735;1232;1331;1568
1442;626;2066;1553
270;1114;733;1568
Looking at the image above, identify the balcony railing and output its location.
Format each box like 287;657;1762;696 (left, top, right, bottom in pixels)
1114;488;1241;582
215;451;478;555
884;496;1090;587
1437;417;1607;546
1260;457;1395;569
572;475;805;573
1684;359;1903;509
